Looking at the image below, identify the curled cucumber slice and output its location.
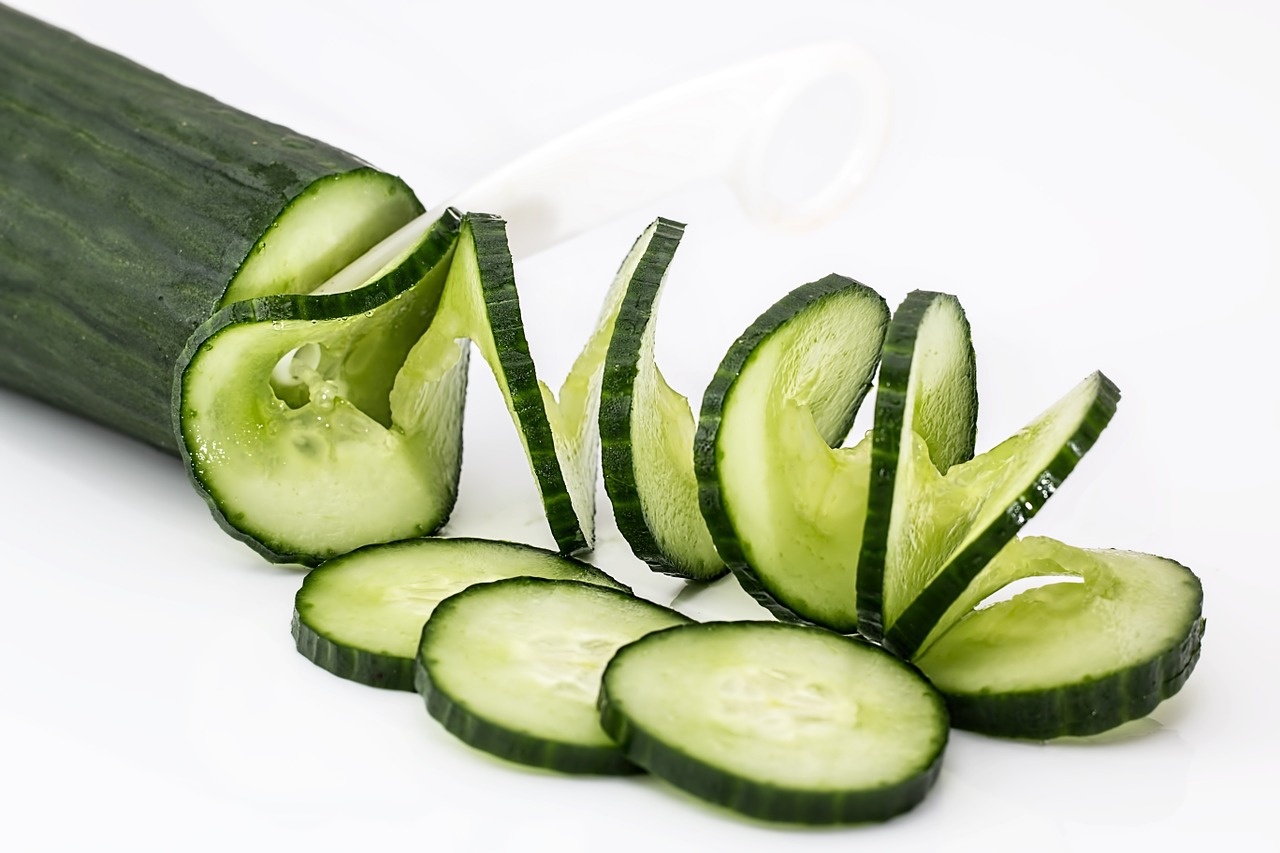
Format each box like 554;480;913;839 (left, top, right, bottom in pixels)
915;537;1205;739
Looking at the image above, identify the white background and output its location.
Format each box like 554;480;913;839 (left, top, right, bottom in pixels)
2;1;1278;850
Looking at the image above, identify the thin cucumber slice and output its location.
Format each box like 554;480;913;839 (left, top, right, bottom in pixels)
177;211;464;565
415;577;689;773
600;218;725;580
695;277;889;631
599;621;948;824
858;291;978;641
409;214;606;554
293;538;626;690
915;537;1205;738
880;371;1120;659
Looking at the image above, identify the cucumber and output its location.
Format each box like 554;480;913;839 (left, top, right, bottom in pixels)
858;291;978;641
177;212;464;564
293;537;626;690
0;6;424;451
407;213;619;554
694;276;890;631
415;577;689;773
915;537;1205;739
878;371;1120;659
599;218;725;580
598;621;949;824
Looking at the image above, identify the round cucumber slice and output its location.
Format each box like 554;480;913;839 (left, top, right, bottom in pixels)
599;621;949;824
915;537;1205;739
292;537;627;690
416;577;689;774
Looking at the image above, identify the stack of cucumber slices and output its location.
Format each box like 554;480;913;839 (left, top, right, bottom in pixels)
286;216;1203;825
1;7;1204;828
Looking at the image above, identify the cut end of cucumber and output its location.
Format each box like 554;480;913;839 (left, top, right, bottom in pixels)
221;168;425;306
178;211;465;565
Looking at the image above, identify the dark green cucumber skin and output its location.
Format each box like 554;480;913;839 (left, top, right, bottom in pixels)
176;210;464;566
883;373;1122;660
693;275;886;626
465;215;588;555
598;217;726;580
292;610;418;691
858;290;978;643
942;584;1204;739
414;577;648;775
598;622;947;825
0;6;419;451
416;660;640;775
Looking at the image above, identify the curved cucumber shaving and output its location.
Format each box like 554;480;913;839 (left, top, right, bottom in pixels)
858;291;978;641
599;621;948;824
178;211;465;565
416;577;688;773
411;213;634;554
879;371;1120;658
915;537;1204;738
695;276;889;631
293;537;626;690
599;218;725;580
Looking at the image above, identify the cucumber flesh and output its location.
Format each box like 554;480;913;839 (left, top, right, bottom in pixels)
600;218;725;580
178;211;464;565
220;170;425;305
407;214;614;554
881;371;1120;658
859;291;978;641
293;538;626;690
416;577;688;773
598;621;948;824
695;277;889;631
915;537;1205;738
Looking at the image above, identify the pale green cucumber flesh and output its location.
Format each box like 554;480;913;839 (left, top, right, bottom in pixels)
859;290;978;641
881;371;1120;658
293;538;627;690
599;621;948;824
695;276;889;632
416;577;688;773
178;211;464;565
414;215;592;554
600;218;725;580
915;537;1204;738
220;170;425;306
